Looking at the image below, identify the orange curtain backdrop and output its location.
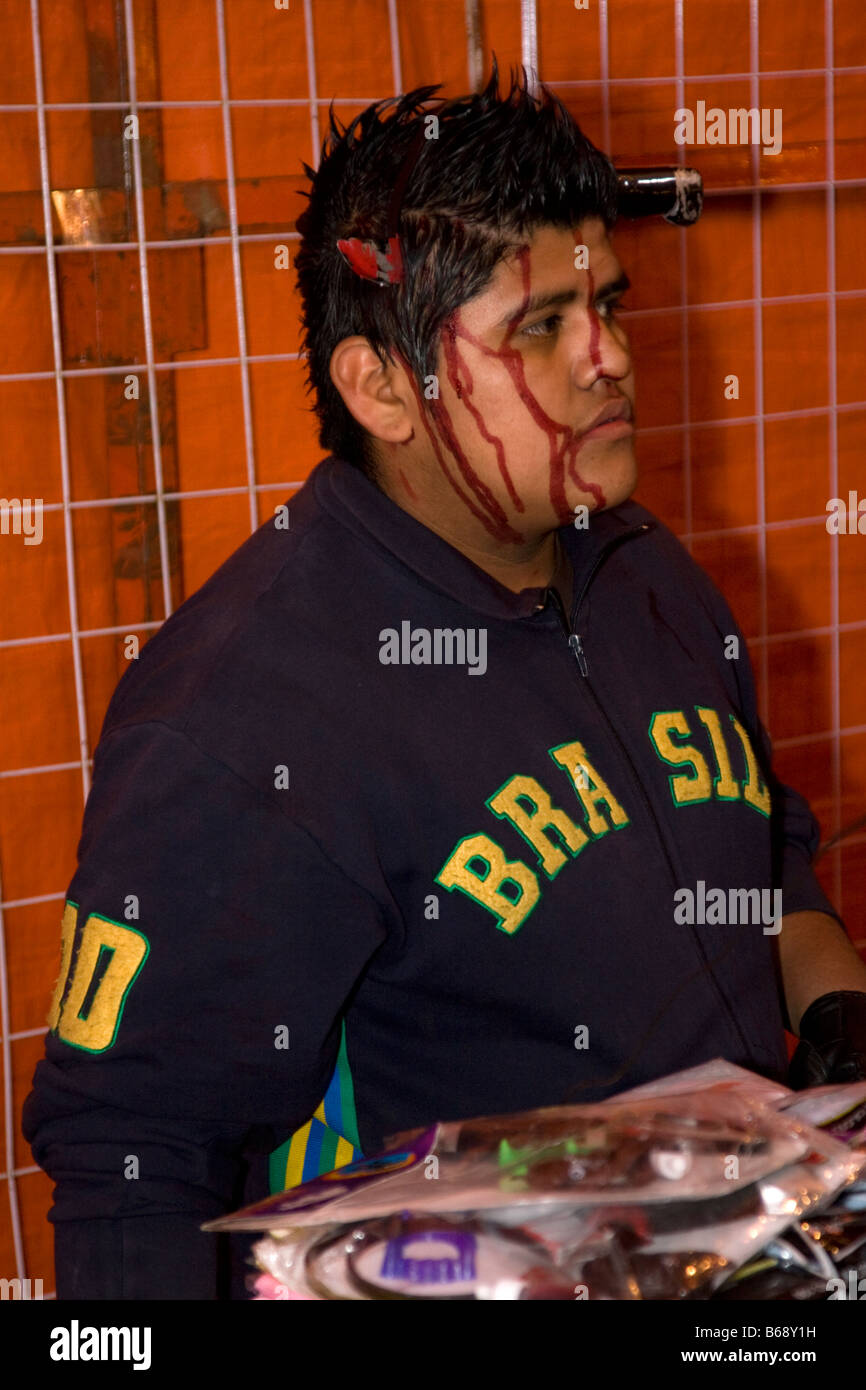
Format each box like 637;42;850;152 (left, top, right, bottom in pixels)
0;0;864;1295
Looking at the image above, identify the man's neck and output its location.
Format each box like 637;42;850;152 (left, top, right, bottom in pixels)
462;530;570;600
374;463;572;601
551;531;574;616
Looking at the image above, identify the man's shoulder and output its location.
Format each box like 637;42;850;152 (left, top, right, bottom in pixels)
98;467;345;742
607;496;734;625
606;495;691;573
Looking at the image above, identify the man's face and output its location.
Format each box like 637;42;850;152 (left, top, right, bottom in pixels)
395;217;637;547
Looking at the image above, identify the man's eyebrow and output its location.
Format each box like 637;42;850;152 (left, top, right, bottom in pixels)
494;272;632;331
595;271;632;300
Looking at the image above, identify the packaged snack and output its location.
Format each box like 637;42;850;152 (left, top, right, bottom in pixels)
251;1228;331;1299
208;1089;813;1235
212;1065;866;1299
612;1058;792;1106
713;1204;866;1300
305;1214;578;1301
777;1081;866;1147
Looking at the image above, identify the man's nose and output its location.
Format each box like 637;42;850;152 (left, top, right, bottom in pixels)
573;312;631;388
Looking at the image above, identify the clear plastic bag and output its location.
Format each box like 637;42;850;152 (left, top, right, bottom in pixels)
224;1065;866;1299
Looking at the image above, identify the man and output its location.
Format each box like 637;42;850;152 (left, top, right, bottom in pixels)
24;65;866;1301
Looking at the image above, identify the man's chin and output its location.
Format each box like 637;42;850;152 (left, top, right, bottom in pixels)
587;447;639;512
565;466;637;521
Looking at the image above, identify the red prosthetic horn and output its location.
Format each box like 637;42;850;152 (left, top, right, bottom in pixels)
336;234;404;286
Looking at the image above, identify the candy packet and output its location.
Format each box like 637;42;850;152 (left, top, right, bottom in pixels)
776;1081;866;1147
230;1066;866;1300
207;1089;811;1235
247;1138;865;1301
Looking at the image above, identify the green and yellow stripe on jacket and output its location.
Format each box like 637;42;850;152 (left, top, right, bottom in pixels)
268;1020;362;1193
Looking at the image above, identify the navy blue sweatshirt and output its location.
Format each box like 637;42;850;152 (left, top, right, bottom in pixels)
23;454;842;1299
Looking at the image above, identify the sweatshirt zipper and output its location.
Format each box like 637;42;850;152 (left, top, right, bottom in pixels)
546;543;681;894
546;526;754;1057
566;524;653;676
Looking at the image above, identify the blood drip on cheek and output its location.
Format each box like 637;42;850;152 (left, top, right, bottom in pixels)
398;467;417;501
396;349;525;544
440;315;524;513
385;432;416;502
448;245;607;523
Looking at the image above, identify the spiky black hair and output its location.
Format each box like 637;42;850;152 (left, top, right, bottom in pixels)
293;58;619;478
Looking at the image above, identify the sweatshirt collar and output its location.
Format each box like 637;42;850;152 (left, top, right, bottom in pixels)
313;455;652;621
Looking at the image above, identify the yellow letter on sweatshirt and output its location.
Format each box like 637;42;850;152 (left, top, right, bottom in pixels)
436;833;541;934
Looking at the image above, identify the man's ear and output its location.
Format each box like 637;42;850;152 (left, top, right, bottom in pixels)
329;336;415;446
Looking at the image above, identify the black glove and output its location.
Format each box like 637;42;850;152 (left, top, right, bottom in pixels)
787;990;866;1090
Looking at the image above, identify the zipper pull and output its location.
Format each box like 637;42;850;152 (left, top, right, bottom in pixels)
569;633;588;677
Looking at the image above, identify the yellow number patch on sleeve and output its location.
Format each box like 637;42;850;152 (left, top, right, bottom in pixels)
47;900;78;1034
48;902;150;1053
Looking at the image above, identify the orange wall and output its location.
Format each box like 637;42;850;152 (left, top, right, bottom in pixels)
0;0;864;1295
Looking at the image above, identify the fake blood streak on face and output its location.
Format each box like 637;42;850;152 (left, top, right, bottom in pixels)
398;467;417;501
396;351;524;543
440;317;525;514
449;245;607;522
426;384;524;542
